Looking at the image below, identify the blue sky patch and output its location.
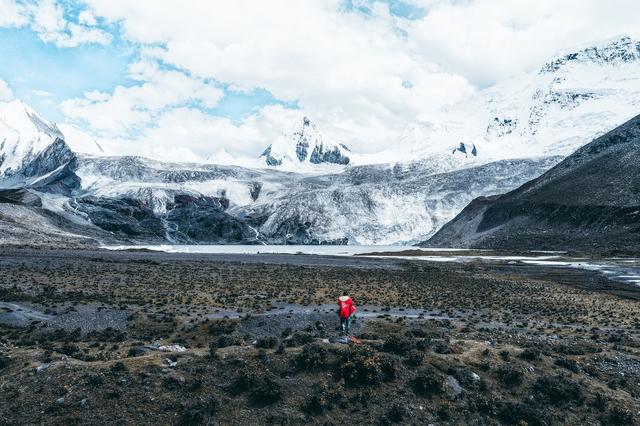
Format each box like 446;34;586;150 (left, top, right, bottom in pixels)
0;27;134;121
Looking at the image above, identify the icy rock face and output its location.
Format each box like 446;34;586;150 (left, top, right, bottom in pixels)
540;36;640;73
260;116;351;167
241;156;561;245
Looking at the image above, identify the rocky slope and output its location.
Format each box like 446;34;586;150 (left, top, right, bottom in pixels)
424;114;640;253
63;152;558;245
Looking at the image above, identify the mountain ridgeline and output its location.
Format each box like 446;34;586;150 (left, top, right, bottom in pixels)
424;114;640;253
1;36;640;249
0;99;560;246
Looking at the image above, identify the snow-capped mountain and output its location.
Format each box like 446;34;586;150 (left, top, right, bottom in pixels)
259;116;351;168
1;36;639;246
0;102;561;245
399;35;640;164
425;113;640;253
0;100;66;177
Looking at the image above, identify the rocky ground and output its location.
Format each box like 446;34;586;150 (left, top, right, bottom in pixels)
1;247;640;425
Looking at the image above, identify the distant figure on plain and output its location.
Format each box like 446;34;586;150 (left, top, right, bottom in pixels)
337;290;356;336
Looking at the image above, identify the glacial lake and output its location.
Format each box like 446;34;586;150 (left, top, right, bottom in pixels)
103;245;640;286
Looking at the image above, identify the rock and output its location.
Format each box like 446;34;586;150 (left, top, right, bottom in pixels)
36;363;52;374
146;343;187;353
167;371;186;386
446;375;463;395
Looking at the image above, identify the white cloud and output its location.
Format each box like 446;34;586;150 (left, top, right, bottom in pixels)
35;0;640;161
0;78;14;101
0;0;112;48
61;61;224;136
84;104;301;163
72;0;475;156
28;0;112;48
77;10;97;26
0;0;27;27
406;0;640;87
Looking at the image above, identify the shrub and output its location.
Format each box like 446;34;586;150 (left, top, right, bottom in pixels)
255;336;278;349
378;353;399;381
554;357;580;373
496;365;523;388
302;393;332;415
177;396;218;425
519;348;541;361
589;393;608;412
498;401;546;426
412;368;444;397
284;331;314;347
405;349;424;366
110;361;127;373
249;373;282;405
207;319;236;336
60;343;80;356
606;405;634;425
532;375;584;406
0;355;11;370
216;335;241;348
229;369;253;394
127;346;145;357
335;348;397;387
449;366;480;388
437;403;452;420
301;382;342;415
386;403;411;423
208;342;219;359
382;334;413;355
295;343;329;371
338;358;382;387
432;339;452;354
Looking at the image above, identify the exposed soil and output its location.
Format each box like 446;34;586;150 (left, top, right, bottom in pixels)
1;247;640;425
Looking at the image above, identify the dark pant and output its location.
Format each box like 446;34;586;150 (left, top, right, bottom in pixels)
340;316;351;335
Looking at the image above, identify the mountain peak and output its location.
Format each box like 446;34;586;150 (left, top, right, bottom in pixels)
0;99;63;140
260;116;351;167
540;35;640;73
0;100;68;176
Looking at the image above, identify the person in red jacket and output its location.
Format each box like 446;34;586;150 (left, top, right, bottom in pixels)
337;290;356;336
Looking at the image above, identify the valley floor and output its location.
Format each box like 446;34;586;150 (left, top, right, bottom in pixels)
1;248;640;425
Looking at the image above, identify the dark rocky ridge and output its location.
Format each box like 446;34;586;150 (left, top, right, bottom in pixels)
424;114;640;254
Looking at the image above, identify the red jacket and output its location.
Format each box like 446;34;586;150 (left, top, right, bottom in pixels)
337;296;356;318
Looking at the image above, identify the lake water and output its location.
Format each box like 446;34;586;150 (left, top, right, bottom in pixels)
102;244;465;256
103;244;640;286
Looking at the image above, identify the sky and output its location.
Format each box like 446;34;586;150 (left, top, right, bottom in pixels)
1;0;640;162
